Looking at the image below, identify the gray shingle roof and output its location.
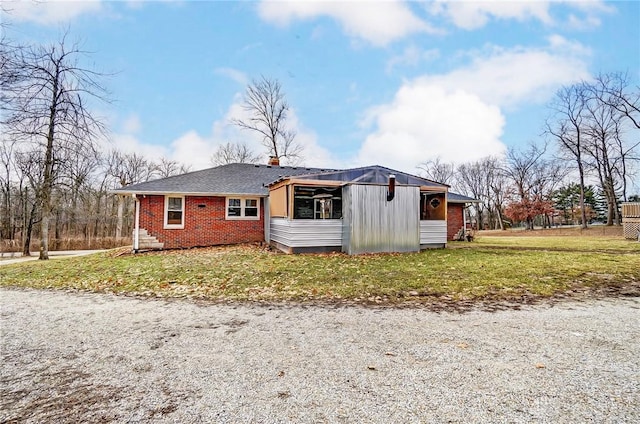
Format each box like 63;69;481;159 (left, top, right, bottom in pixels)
275;165;447;188
448;192;479;203
113;162;477;203
113;163;339;196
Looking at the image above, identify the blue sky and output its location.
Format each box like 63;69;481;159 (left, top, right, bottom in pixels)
3;0;639;174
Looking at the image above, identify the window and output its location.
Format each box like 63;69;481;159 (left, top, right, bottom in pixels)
226;197;260;220
227;198;241;217
165;196;184;228
244;199;258;217
293;186;342;219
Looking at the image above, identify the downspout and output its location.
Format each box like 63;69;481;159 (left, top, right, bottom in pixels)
133;194;140;253
264;197;270;244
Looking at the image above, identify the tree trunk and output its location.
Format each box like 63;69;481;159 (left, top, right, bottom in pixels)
116;195;124;238
39;71;59;260
23;199;37;256
577;163;588;229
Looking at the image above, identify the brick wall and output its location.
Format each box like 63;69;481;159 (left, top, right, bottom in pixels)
447;203;464;241
138;195;264;249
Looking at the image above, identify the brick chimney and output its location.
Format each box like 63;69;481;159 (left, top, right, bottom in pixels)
268;156;280;166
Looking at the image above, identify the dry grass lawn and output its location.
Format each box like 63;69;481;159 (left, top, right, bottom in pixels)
1;228;638;308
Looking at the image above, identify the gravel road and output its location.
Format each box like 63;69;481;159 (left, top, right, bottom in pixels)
1;288;638;423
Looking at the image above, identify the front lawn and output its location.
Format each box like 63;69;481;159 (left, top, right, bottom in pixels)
2;236;638;307
468;235;639;253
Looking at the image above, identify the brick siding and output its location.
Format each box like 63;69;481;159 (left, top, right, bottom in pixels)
447;203;464;241
138;195;264;249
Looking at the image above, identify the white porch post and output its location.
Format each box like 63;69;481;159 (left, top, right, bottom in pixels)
133;194;140;252
463;204;467;231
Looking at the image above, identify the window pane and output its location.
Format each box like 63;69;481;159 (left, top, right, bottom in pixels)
168;197;182;211
244;207;258;217
228;198;241;217
167;211;182;224
245;199;257;207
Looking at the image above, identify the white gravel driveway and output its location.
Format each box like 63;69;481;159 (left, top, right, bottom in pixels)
1;288;638;423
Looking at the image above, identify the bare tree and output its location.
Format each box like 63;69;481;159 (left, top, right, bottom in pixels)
232;76;302;163
0;139;16;240
4;34;109;259
588;73;639;204
456;159;489;230
455;156;508;230
14;148;43;255
106;150;155;238
417;157;455;185
502;142;556;230
546;84;590;228
484;156;509;230
582;82;627;225
210;141;262;166
154;157;191;178
595;72;640;130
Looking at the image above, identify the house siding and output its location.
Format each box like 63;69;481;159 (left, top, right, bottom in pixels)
343;185;420;254
139;195;264;249
270;218;343;249
419;220;447;245
447;203;464;241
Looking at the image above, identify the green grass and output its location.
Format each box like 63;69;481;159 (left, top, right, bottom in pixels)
1;238;638;306
470;235;640;253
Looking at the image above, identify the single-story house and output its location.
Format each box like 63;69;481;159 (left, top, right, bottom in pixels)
113;162;477;254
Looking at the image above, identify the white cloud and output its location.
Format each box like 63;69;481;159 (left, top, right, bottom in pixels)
565;13;601;30
420;37;591;108
386;45;440;73
357;84;506;171
283;109;336;168
257;0;436;46
109;133;170;163
109;98;337;171
214;67;248;86
170;130;215;170
357;37;591;172
428;0;615;30
429;0;553;30
122;114;142;134
3;0;104;25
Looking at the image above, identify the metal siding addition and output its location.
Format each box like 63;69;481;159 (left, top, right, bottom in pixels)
419;220;447;244
270;218;343;248
345;185;420;254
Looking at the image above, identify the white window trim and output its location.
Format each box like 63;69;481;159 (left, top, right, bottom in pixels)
226;197;260;220
164;195;185;229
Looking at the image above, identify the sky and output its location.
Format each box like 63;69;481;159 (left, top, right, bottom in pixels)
2;0;639;175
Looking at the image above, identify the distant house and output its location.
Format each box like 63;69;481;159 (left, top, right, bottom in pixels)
113;162;476;254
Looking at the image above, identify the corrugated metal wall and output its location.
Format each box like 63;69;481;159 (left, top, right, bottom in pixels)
342;185;420;254
270;218;343;248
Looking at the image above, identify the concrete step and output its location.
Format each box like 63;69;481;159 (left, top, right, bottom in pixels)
139;241;165;249
135;228;164;250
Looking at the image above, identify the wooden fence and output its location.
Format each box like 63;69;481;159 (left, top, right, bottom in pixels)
622;202;640;240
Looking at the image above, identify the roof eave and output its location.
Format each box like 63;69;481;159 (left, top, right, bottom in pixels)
110;189;268;197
